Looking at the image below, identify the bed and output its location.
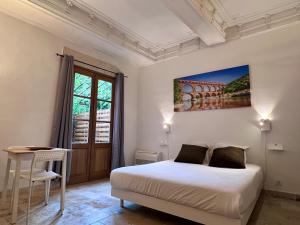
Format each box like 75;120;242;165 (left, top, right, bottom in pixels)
110;160;263;225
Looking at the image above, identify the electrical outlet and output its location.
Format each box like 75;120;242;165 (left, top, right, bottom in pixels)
160;140;168;146
268;143;284;151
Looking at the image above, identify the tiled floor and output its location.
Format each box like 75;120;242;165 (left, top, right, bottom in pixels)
1;180;300;225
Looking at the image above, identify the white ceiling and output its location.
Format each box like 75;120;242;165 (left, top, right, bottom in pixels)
80;0;197;49
0;0;299;66
213;0;300;26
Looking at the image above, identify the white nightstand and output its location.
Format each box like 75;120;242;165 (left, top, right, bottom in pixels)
135;150;162;165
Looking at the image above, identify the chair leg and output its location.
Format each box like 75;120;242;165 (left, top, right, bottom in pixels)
60;179;65;215
26;180;33;225
44;181;47;204
45;180;51;205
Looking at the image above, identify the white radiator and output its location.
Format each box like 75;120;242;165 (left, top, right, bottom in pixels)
135;150;162;165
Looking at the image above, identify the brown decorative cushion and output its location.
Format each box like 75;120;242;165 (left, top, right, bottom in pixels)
175;144;208;164
209;146;246;169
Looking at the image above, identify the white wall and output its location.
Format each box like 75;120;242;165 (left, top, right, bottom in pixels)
138;23;300;195
0;12;138;190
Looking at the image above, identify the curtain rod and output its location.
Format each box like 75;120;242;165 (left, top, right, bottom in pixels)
56;53;128;78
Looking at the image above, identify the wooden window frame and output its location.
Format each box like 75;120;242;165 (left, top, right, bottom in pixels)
72;66;115;148
69;65;115;184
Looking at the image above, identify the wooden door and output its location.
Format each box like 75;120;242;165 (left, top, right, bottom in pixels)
89;75;114;179
69;66;114;184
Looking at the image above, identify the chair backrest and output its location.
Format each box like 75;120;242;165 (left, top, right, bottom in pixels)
31;149;67;170
27;149;68;180
32;149;67;164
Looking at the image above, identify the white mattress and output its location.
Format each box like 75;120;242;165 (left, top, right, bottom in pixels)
110;160;263;219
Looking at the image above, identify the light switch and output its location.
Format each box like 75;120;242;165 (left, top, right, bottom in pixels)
267;143;284;151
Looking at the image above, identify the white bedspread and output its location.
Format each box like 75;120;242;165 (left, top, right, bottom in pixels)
110;160;263;219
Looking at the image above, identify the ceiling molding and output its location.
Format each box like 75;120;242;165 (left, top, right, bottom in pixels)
74;0;198;51
2;0;299;65
211;0;300;27
226;6;300;40
72;0;160;51
189;0;227;36
28;0;208;62
162;0;226;46
29;0;158;61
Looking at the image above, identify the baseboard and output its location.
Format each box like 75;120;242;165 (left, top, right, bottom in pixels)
263;189;300;201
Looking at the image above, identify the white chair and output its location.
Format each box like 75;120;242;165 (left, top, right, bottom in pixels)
7;147;56;209
9;168;45;213
20;149;67;225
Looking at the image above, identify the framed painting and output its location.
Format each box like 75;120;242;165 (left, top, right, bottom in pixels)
174;65;251;112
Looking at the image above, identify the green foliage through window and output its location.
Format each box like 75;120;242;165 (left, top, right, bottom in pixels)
72;71;113;144
73;96;90;119
74;73;92;97
98;80;112;101
97;101;111;110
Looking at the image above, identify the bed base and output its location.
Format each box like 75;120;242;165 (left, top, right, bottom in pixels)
112;188;259;225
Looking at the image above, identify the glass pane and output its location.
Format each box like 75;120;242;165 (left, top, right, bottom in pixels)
95;122;110;143
72;120;89;144
74;73;92;97
96;101;111;121
73;96;91;120
98;80;112;101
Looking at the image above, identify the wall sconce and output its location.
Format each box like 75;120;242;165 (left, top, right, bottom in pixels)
163;123;171;134
259;119;271;131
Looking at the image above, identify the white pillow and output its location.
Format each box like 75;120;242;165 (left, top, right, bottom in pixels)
187;141;210;164
210;143;250;164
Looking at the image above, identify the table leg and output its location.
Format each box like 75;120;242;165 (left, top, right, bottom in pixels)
11;159;21;224
1;158;11;204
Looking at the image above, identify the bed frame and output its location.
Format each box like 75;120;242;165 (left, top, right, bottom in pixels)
112;188;260;225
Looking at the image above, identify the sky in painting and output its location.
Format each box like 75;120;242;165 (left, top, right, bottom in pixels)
178;65;249;84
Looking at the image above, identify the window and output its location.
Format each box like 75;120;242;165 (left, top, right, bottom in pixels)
72;67;114;144
72;72;92;144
